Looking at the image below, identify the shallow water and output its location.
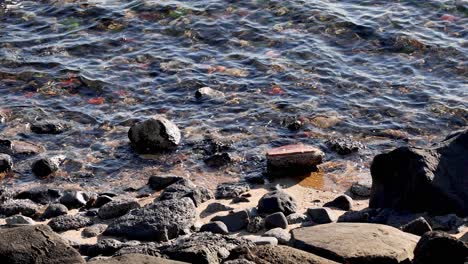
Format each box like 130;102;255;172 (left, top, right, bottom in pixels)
0;0;467;192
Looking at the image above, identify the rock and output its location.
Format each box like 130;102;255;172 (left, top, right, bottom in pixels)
48;215;93;232
200;202;234;217
88;254;186;264
114;242;161;257
257;190;297;216
59;190;88;209
215;182;250;199
265;212;288;229
0;109;11;123
323;194;353;211
0;153;12;173
413;231;468;264
204;152;233;167
15;187;62;204
232;197;250;203
243;235;278;246
80;239;125;257
229;245;339;264
160;232;254;264
42;203;68;219
307;207;337;224
148;175;184;191
429;214;465;231
263;228;291;244
211;209;250;232
370;129;468;216
246;216;263;233
82;224;108;238
104;197;196;241
94;195;113;208
2;140;45;157
0;187;15;203
128;117;181;153
158;178;213;207
0;225;84;264
286;213;309;224
5;215;35;225
30;120;70;134
286;119;303;131
195;87;225;101
200;221;229;235
401;217;432;236
31;156;63;177
292;223;419;264
326;138;362;155
337;208;378;223
350;181;372;197
0;199;40;217
224;259;255;264
266;144;324;176
245;174;265;184
98;199;140;219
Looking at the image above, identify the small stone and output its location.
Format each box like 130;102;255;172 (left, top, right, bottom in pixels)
82;224;108;238
0;154;13;173
0;199;40;217
257;190;297;216
80;238;125;257
326;138;362;155
232;197;250;203
94;195;113;208
307;207;337;224
286;213;309;225
48;215;93;232
30;120;70;134
204;152;233;168
148;175;183;191
195;87;225;101
247;216;264;233
350;181;372;197
413;231;468;264
42;203;68;219
243;235;278;246
60;190;88;209
287;120;303;131
85;208;99;217
98;199;141;219
31;156;63;178
215;182;250;199
263;228;291;244
5;215;35;225
212;210;250;232
430;214;465;231
266;144;324;176
200;221;229;235
128;117;181;153
200;202;234;217
323;194;353;211
265;212;288;230
400;217;432;236
245;175;265;184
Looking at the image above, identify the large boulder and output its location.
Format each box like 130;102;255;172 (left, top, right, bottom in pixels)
88;254;187;264
104;197;196;241
370;129;468;216
128;117;181;153
413;231;468;264
292;223;419;264
0;225;84;263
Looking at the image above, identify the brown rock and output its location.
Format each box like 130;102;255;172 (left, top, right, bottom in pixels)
267;144;324;176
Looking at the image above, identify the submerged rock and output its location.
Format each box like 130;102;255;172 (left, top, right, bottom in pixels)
195;87;225;101
204;152;234;167
30;120;70;134
31;156;63;178
128;117;181;153
0;153;13;173
326;138;362;155
257;190;297;216
266;144;324;176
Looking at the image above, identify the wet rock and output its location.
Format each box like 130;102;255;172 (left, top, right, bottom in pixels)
211;209;250;232
400;217;432;236
247;216;264;233
82;224;108;238
94;195;113;208
215;182;250;199
244;235;278;246
413;231;468;264
0;187;15;203
15;187;62;204
200;221;229;235
266;144;324;176
5;215;35;225
48;215;93;232
0;109;11;123
0;225;84;264
59;190;88;209
263;228;291;245
88;254;186;264
350;181;372;197
307;207;337;224
0;199;40;217
105;197;196;241
265;212;288;230
160;232;254;264
257;190;297;216
326;138;362;155
148;175;184;191
42;203;68;219
0;153;12;173
292;223;420;264
98;199;140;219
31;156;62;178
195;87;225;101
204;152;233;168
286;213;308;224
200;202;234;217
370;128;468;216
30;120;70;134
286;119;303;131
80;239;125;257
158;178;213;207
323;194;353;211
128;117;181;153
3;140;45;157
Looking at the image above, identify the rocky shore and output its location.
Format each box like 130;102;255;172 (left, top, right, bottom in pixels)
0;116;467;263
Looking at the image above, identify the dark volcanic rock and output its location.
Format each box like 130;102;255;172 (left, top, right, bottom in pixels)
200;202;234;217
114;242;161;257
48;215;93;232
0;225;84;264
98;199;140;219
326;138;362;155
42;203;68;219
80;239;125;257
257;190;297;216
370;129;468;216
158;178;213;207
5;215;35;225
16;187;62;204
215;182;250;199
204;152;234;167
0;199;40;217
0;153;12;172
307;207;337;224
195;86;225;101
350;181;372;197
211;210;250;232
200;221;229;235
265;212;288;230
323;194;353;211
82;224;108;238
128;117;181;153
413;231;468;264
30;120;70;134
31;157;61;178
59;190;88;209
88;254;186;264
94;195;113;208
104;197;196;241
400;217;432;236
247;216;264;233
148;175;184;191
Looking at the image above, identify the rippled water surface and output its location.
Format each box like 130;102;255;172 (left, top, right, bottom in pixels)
1;0;467;191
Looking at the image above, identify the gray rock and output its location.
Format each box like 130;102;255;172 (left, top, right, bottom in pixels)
292;223;419;264
158;178;213;207
232;197;250;203
42;203;68;219
59;190;88;209
350;181;372;197
48;215;93;232
128;117;181;153
0;199;40;217
263;228;291;244
94;195;113;208
80;238;125;257
82;224;108;238
0;225;84;264
370;129;468;216
5;215;35;225
0;153;13;173
323;194;353;211
243;235;278;246
246;216;264;233
104;197;196;241
215;182;250;199
98;199;140;219
31;156;64;178
15;187;62;204
200;221;229;235
195;87;225;101
327;138;362;155
30;120;70;134
211;210;250;232
200;202;234;217
204;152;233;168
257;190;297;216
413;231;468;264
0;187;15;203
429;214;465;231
307;207;337;224
265;212;288;229
286;213;309;225
148;175;184;191
88;254;186;264
266;144;324;176
400;217;432;236
114;242;161;257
